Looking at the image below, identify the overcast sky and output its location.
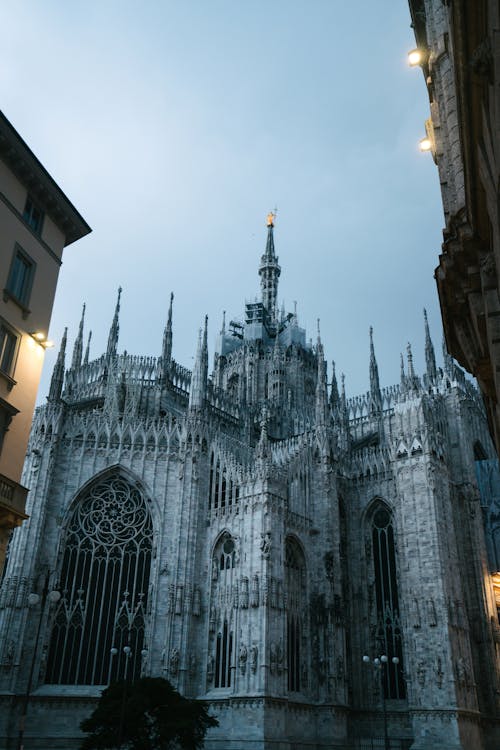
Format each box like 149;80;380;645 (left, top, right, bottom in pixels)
2;1;446;402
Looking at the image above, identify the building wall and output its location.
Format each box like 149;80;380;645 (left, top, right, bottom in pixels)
0;112;90;576
0;297;498;750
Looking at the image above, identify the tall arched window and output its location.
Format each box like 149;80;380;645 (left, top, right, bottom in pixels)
208;533;236;689
45;473;153;685
285;537;306;693
371;504;405;699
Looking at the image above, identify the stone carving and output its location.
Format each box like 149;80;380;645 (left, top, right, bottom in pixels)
232;582;239;609
436;656;444;688
276;640;284;674
207;654;214;683
175;586;183;615
270;642;277;674
192;587;201;616
209;605;216;633
260;531;271;559
212;559;218;581
239;643;247;674
251;574;259;607
456;656;469;687
427;599;437;627
240;577;249;609
336;656;344;681
167;584;175;613
189;653;196;676
250;644;258;673
169;648;180;676
3;639;15;666
184;585;192;613
412;598;421;629
263;576;269;607
416;660;426;687
270;577;277;608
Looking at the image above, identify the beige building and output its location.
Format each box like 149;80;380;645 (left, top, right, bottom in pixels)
0;111;90;573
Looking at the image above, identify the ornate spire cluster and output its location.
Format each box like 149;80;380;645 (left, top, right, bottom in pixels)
369;327;382;414
106;287;122;358
189;316;208;411
258;214;281;323
48;328;67;402
71;304;86;370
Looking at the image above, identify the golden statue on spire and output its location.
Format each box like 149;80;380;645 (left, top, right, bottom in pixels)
266;210;276;227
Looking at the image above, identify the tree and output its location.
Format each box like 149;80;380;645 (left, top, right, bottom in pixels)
80;677;218;750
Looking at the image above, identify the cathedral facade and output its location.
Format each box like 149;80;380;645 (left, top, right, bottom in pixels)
0;221;500;750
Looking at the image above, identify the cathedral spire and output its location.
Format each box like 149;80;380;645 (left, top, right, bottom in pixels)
71;303;85;370
406;341;420;392
189;316;208;411
369;327;382;414
48;328;67;402
424;309;437;383
106;287;122;358
442;333;453;375
258;212;281;323
330;359;340;411
161;292;174;368
83;330;92;366
315;321;328;425
400;352;406;389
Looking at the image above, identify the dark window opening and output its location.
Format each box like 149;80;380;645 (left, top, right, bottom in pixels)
372;505;405;699
6;247;35;307
23;195;44;235
0;322;19;378
45;474;152;685
215;620;232;687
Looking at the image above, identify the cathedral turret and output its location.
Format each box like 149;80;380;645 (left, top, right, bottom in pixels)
442;333;453;376
369;327;382;414
330;360;340;411
315;322;328;425
106;287;122;358
406;342;420;392
160;292;174;380
48;328;67;402
83;330;92;366
258;212;281;323
424;309;437;384
189;316;208;411
71;303;85;370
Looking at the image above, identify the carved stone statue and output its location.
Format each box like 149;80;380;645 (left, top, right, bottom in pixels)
250;644;258;673
260;531;271;559
169;648;180;676
239;643;247;674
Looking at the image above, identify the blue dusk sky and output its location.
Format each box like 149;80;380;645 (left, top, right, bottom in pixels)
2;1;446;401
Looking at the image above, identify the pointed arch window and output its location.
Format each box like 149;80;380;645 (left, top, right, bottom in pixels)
371;504;405;699
208;533;236;690
45;473;153;685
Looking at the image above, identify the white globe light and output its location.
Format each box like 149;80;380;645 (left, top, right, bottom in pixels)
380;655;388;663
28;593;40;606
362;655;370;664
48;590;61;604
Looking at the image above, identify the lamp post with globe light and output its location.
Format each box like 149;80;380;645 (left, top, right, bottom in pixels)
111;643;148;747
17;571;61;750
362;653;399;750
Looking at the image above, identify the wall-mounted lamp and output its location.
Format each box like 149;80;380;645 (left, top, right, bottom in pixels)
30;332;54;349
418;118;436;162
408;48;426;67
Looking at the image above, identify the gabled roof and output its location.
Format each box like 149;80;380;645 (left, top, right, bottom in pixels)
0;111;91;246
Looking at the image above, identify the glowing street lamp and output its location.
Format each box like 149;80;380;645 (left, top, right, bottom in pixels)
408;48;425;67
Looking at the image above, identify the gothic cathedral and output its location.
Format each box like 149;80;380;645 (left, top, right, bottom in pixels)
1;219;500;750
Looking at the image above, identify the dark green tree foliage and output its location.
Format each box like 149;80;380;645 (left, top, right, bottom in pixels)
80;677;218;750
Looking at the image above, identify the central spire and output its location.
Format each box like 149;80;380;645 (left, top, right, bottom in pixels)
259;211;281;323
